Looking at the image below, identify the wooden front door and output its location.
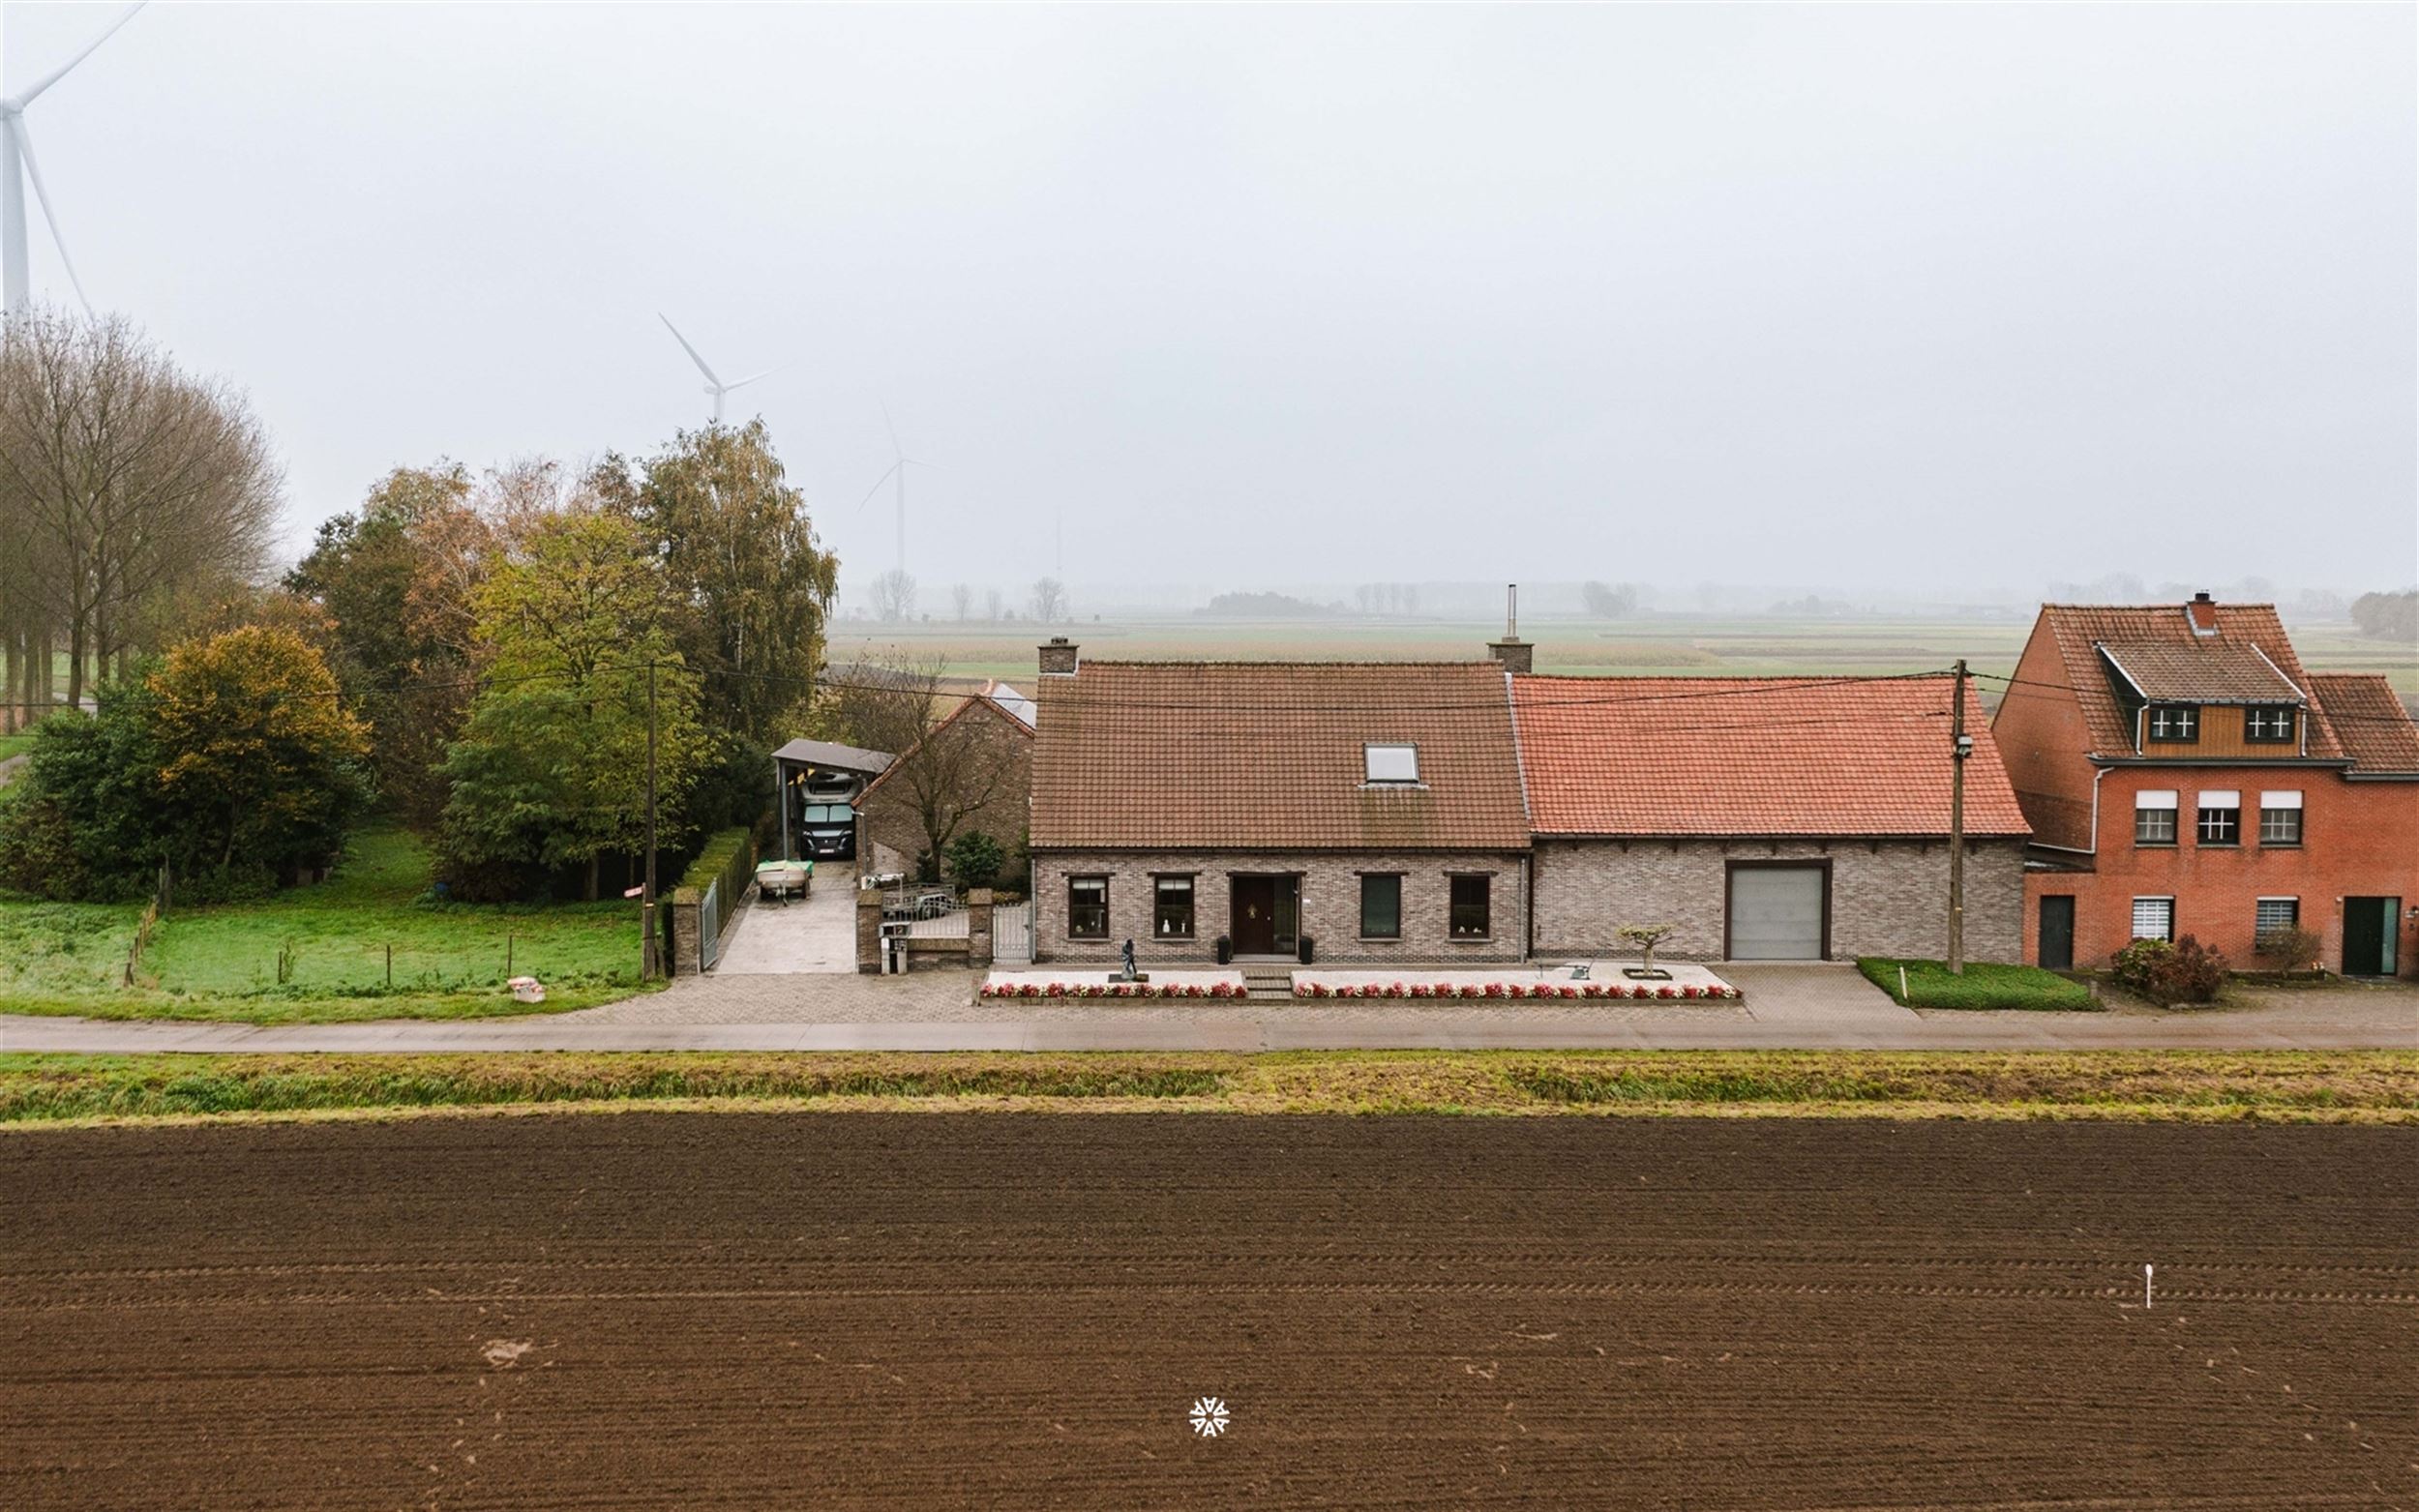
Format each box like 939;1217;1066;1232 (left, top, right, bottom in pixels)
1229;875;1299;956
2038;896;2076;971
1231;875;1277;955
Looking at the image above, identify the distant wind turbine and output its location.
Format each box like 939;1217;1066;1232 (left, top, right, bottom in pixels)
657;312;786;422
854;402;935;578
2;3;146;316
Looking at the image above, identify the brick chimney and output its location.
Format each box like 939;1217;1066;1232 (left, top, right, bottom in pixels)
2186;590;2218;637
1487;584;1534;674
1038;636;1079;676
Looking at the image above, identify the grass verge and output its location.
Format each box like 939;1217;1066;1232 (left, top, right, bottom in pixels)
1860;958;2098;1011
2;1051;2410;1126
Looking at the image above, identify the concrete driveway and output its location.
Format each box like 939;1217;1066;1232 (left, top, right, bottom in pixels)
710;869;856;973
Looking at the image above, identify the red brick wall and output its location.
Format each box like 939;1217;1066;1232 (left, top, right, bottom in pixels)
1989;620;2103;853
2023;767;2419;976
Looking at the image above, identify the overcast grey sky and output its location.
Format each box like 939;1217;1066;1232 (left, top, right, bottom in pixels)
7;3;2412;602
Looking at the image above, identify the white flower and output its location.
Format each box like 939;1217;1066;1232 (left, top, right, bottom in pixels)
1188;1396;1230;1438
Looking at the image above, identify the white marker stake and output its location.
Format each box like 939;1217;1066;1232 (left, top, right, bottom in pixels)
2144;1263;2153;1310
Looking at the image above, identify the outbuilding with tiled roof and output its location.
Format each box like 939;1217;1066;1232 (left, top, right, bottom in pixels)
1511;674;2029;964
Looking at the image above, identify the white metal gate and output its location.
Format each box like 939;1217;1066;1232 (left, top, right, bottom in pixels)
698;878;725;970
994;901;1032;964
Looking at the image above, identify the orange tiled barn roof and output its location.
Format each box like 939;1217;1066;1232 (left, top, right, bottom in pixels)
1510;674;2030;838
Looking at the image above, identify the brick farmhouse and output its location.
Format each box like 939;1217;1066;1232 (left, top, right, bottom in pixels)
1028;655;1534;964
1024;635;2031;966
1991;595;2419;977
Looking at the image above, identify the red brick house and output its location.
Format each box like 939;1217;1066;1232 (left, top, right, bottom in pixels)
1991;594;2419;977
1513;674;2030;961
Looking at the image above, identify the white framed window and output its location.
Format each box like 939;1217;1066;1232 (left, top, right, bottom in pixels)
2134;789;2178;846
2148;705;2198;742
2131;897;2174;941
2245;707;2295;744
2257;790;2303;845
2254;897;2300;936
1363;743;1419;784
2195;789;2240;846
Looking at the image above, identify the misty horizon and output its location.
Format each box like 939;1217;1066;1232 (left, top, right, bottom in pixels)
6;3;2413;598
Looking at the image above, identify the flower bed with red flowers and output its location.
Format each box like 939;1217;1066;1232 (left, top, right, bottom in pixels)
1294;980;1741;1001
976;978;1246;1000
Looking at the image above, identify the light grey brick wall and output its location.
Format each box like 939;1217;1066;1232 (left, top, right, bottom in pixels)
1030;849;1531;964
1531;838;2026;964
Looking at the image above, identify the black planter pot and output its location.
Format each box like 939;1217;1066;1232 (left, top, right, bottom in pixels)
1214;935;1233;965
1297;934;1315;965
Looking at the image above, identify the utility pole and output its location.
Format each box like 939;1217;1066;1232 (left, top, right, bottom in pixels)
642;660;661;979
1948;658;1971;975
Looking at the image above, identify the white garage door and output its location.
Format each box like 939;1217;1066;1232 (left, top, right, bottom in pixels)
1727;866;1827;961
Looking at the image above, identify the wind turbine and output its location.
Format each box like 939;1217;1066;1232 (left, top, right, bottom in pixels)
2;3;145;316
657;312;785;422
853;403;934;578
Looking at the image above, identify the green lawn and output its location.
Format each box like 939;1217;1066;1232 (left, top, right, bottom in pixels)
0;827;654;1023
1860;958;2099;1011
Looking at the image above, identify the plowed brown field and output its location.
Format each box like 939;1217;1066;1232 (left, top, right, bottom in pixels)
4;1115;2413;1509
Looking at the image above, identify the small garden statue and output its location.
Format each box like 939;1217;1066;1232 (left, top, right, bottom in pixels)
1119;937;1139;982
1616;923;1677;980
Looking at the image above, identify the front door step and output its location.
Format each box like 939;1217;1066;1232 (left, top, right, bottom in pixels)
1240;967;1294;1001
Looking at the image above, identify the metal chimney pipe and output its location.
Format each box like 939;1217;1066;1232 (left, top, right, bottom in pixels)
1507;584;1518;639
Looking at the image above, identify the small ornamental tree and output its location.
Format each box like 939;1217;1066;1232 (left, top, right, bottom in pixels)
944;829;1005;890
1616;923;1678;977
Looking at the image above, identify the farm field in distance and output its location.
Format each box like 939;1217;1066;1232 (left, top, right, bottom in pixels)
3;1113;2410;1509
827;612;2418;702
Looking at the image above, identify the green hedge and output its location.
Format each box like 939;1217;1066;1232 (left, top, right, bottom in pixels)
1859;958;2098;1011
674;827;755;904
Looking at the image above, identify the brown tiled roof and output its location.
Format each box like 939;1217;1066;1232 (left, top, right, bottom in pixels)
1510;675;2030;838
1030;662;1529;850
2096;640;2303;704
2310;673;2419;775
2035;604;2343;759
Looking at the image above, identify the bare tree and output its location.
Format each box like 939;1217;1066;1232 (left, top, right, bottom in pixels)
824;652;1019;880
1029;577;1067;624
0;310;281;711
870;569;917;623
950;582;973;621
983;586;1004;621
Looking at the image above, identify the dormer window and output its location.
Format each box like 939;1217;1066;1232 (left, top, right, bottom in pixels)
1364;743;1419;785
2245;707;2295;745
2147;705;2198;743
